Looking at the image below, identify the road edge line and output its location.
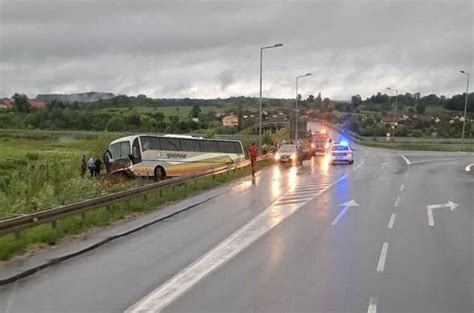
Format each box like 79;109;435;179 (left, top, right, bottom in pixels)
465;164;473;172
399;154;411;165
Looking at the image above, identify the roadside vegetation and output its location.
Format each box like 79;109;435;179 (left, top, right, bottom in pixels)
0;132;143;221
0;158;273;261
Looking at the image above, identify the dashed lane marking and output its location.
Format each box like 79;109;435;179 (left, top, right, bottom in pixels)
400;184;404;192
387;213;396;229
367;297;377;313
394;196;401;208
377;242;389;272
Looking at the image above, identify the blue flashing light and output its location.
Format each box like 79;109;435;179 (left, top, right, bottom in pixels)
339;139;349;146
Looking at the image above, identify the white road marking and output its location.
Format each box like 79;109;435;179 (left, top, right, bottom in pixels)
293;187;320;192
427;201;458;226
289;190;319;196
465;164;474;172
427;207;434;226
125;163;367;313
394;196;401;208
410;157;472;165
330;200;359;226
367;297;377;313
279;195;316;201
400;184;404;192
275;199;309;205
400;154;411;165
387;213;396;229
377;242;389;272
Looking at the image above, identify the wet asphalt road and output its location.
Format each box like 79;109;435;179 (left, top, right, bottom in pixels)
0;131;472;313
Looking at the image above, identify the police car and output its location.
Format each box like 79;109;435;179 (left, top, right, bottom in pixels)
330;141;354;165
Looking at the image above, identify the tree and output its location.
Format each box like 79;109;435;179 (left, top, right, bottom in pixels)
12;93;30;113
124;114;141;127
416;103;426;115
351;95;362;108
189;104;201;118
106;117;126;131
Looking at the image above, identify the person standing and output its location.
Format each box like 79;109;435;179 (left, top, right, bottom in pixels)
87;156;95;177
80;155;87;177
247;143;258;177
94;157;103;177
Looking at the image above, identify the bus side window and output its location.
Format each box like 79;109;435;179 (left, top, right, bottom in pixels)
159;138;181;151
181;139;200;152
217;141;234;153
109;143;121;160
200;140;218;153
120;142;131;159
233;142;243;154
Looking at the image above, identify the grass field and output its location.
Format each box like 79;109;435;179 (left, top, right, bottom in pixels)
0;133;143;221
101;105;284;118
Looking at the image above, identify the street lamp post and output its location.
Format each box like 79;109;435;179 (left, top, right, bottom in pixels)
460;70;470;146
386;87;399;136
258;43;283;154
295;73;312;141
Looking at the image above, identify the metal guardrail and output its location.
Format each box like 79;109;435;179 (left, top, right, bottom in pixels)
0;156;271;237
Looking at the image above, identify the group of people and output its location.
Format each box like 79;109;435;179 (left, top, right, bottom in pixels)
81;155;103;177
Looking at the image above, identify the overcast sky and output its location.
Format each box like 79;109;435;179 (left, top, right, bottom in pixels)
0;0;472;100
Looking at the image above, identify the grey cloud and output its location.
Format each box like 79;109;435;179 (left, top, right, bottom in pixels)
0;0;472;99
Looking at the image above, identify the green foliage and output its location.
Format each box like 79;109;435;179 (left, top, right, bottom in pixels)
106;117;126;131
262;130;273;145
203;129;215;139
0;157;273;261
189;104;202;118
12;93;30;113
412;129;423;137
416;103;426;114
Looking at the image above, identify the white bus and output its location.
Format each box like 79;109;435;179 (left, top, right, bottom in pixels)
104;134;245;181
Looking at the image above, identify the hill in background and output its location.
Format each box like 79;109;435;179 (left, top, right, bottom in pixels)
36;92;115;103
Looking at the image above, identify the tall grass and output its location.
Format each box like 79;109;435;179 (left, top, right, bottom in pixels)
0;159;273;261
0;133;137;220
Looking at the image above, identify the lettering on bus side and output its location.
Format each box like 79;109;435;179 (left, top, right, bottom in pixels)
167;153;187;159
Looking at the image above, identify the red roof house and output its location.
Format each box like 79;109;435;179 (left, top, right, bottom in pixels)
0;99;13;109
28;100;47;109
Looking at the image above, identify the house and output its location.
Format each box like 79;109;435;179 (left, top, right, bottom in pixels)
381;113;404;124
215;112;226;118
28;100;47;109
222;115;239;127
0;99;12;109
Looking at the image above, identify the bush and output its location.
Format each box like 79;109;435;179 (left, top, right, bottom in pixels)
412;129;423;137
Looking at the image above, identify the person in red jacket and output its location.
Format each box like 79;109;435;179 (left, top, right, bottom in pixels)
247;143;258;177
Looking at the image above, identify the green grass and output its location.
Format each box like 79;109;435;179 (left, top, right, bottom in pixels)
101;105;285;118
354;137;474;152
0;134;143;220
0;159;273;261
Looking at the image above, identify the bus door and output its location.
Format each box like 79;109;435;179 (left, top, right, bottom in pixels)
131;138;142;164
105;141;131;173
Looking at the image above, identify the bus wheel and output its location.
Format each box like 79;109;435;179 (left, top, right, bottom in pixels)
154;167;166;182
